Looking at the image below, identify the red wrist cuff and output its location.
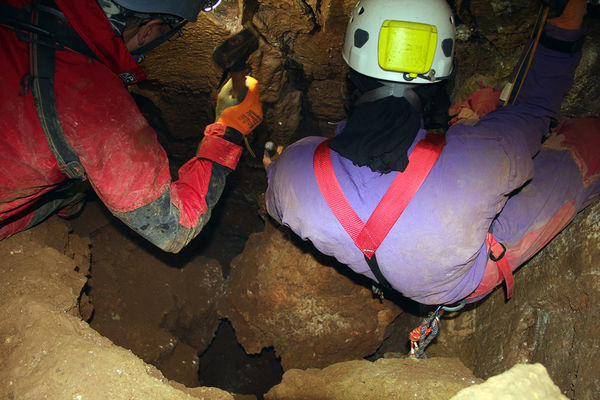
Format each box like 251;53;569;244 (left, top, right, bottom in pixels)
197;124;242;169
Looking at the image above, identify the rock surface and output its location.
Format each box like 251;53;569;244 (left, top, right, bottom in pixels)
219;221;403;370
450;363;567;400
265;359;568;400
82;201;226;388
0;217;232;400
265;357;483;400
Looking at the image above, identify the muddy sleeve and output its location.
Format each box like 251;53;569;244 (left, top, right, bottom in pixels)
109;123;243;253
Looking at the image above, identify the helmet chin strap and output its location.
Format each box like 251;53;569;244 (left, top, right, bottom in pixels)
130;20;187;55
355;82;422;112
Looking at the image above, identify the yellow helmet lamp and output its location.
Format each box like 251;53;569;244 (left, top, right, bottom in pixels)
378;21;438;78
342;0;455;84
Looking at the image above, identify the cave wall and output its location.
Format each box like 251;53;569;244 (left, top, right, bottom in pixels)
133;0;355;153
135;0;599;152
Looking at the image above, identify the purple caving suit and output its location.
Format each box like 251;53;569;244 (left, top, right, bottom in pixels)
265;25;600;305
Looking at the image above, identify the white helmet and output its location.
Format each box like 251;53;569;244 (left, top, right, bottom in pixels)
342;0;456;84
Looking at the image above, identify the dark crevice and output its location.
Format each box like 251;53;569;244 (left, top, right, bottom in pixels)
197;319;284;398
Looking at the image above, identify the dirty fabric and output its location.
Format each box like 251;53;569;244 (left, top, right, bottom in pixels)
0;0;240;252
266;25;599;305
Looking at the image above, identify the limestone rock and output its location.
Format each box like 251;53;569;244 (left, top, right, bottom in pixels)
0;218;231;399
253;0;316;48
306;79;347;122
265;357;483;400
450;363;567;400
219;221;402;370
562;33;600;117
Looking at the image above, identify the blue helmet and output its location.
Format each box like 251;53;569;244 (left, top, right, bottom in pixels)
112;0;222;22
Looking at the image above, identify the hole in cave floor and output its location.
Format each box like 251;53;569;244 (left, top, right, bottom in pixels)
72;189;281;397
197;319;284;398
70;193;476;398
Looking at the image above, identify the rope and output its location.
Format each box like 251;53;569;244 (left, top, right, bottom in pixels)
408;299;467;358
409;306;443;359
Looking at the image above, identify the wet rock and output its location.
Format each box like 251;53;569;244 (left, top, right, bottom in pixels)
254;45;289;104
263;89;303;143
465;0;538;55
253;1;315;48
156;341;202;389
293;31;346;81
219;220;402;370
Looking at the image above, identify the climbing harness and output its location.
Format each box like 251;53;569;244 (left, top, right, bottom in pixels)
0;0;101;180
313;115;514;359
313;133;446;298
407;227;513;359
467;231;514;300
407;226;513;358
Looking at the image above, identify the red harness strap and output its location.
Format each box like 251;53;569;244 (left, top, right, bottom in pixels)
467;232;514;300
313;134;446;280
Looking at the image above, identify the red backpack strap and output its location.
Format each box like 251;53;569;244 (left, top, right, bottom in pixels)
313;133;446;259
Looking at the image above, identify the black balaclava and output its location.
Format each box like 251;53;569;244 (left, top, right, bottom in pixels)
328;70;422;174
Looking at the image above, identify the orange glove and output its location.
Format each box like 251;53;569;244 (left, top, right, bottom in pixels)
448;82;501;126
216;76;263;135
547;0;587;30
